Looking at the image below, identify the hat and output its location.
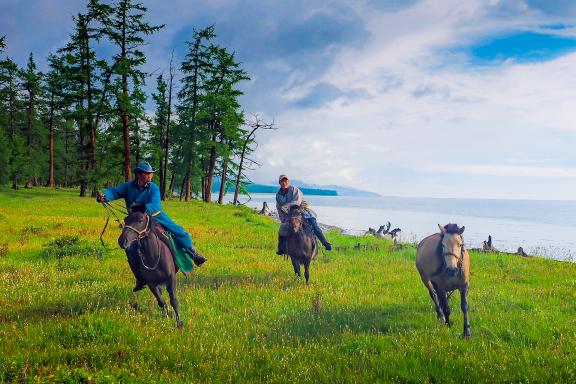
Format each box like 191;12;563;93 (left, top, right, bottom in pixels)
134;162;156;173
278;174;289;183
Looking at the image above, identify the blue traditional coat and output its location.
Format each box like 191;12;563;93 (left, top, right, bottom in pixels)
103;181;193;249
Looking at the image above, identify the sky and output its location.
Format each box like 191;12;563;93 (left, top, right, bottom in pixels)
2;0;576;200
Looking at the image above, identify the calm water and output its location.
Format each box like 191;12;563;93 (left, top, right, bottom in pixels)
227;194;576;261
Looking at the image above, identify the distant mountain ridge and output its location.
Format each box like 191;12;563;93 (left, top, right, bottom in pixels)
290;179;381;197
212;179;379;197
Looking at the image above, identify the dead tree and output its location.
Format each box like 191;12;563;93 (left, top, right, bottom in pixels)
232;114;276;205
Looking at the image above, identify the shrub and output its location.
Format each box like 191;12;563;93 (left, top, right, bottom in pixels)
44;235;104;259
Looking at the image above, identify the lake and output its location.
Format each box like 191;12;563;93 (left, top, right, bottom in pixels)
226;194;576;261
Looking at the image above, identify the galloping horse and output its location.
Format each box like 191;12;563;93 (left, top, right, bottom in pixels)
416;223;471;337
118;204;183;328
286;205;318;284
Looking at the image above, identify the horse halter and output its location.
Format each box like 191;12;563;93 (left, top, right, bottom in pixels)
123;214;162;271
441;233;465;273
123;214;151;240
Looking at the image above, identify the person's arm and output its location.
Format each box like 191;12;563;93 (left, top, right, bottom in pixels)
102;182;129;202
145;184;163;216
276;192;287;222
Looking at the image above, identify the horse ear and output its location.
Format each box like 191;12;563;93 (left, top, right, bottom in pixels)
458;226;465;235
438;224;446;233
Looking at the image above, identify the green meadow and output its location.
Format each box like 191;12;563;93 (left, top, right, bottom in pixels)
0;188;574;383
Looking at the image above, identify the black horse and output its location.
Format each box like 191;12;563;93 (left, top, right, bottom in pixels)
286;205;318;284
118;204;183;328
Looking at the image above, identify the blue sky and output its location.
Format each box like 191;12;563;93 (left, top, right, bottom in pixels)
2;0;576;199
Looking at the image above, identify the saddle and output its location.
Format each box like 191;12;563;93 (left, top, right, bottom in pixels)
152;224;193;274
153;225;176;255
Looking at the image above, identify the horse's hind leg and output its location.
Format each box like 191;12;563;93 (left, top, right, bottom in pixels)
166;275;183;328
148;283;167;314
460;284;471;338
425;280;445;323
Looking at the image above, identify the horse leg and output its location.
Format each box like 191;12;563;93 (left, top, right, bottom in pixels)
424;280;445;323
303;258;310;285
148;283;167;315
290;257;301;277
166;274;183;328
436;287;451;327
460;284;471;338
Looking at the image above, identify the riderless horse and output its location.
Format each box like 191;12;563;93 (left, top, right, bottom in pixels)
416;223;471;337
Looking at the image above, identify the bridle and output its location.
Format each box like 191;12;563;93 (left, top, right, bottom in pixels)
441;233;465;275
122;214;161;271
432;233;465;278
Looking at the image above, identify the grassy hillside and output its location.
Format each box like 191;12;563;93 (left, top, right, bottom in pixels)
0;187;574;383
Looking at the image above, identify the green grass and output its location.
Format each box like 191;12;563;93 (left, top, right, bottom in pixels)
0;187;575;383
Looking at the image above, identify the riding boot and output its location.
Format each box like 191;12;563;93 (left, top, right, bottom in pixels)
276;235;287;255
309;218;332;251
185;247;207;267
126;253;147;292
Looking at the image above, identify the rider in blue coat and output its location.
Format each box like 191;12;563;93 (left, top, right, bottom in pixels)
97;162;206;291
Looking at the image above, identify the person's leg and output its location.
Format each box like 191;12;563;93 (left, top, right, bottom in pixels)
155;214;207;266
307;217;332;250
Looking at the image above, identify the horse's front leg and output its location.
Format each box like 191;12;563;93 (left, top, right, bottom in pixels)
290;256;301;277
166;275;183;328
460;284;471;338
437;286;451;327
424;280;445;323
148;283;167;314
303;258;310;285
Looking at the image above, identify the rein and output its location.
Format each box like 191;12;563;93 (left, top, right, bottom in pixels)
99;201;128;250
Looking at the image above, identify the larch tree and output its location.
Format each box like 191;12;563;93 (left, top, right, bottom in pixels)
97;0;163;181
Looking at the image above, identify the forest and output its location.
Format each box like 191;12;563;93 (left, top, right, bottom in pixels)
0;0;273;204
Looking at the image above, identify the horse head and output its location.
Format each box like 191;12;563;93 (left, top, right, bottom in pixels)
438;223;465;277
118;204;150;249
287;205;304;234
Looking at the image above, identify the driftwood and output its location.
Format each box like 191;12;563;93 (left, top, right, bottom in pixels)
259;202;271;216
469;235;532;257
366;221;402;243
333;243;381;252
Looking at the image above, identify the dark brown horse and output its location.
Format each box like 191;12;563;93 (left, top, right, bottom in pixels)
118;204;183;328
286;205;318;284
416;223;471;337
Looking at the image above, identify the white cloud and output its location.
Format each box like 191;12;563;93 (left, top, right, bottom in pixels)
418;164;576;178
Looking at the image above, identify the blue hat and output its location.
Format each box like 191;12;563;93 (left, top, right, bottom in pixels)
134;162;156;173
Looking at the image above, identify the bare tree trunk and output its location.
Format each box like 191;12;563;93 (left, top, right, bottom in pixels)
232;142;248;205
121;10;132;181
161;51;174;200
46;97;55;187
204;144;217;202
218;158;228;204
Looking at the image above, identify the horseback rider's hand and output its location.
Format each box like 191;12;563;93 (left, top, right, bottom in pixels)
280;205;289;214
96;192;106;203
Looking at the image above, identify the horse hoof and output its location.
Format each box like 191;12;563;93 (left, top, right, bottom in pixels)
463;329;471;338
177;320;184;329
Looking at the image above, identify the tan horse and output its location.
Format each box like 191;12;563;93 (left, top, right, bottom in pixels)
416;223;471;337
